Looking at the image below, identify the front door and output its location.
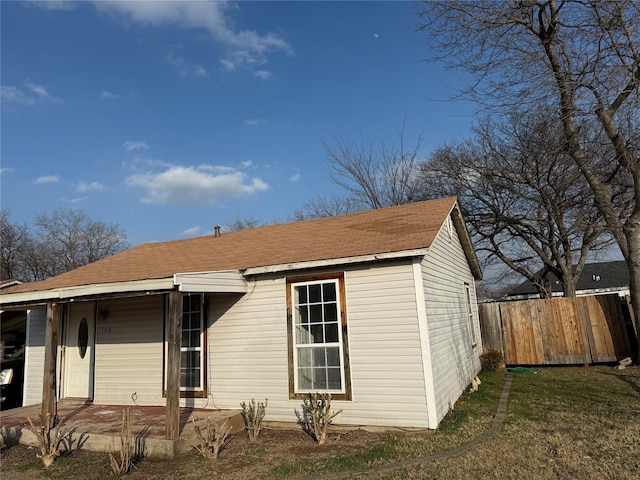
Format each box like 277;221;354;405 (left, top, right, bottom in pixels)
65;302;95;399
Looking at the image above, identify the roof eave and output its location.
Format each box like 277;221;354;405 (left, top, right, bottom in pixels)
243;248;430;276
0;278;176;308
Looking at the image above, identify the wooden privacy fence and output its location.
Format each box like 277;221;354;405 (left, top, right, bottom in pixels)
479;294;634;365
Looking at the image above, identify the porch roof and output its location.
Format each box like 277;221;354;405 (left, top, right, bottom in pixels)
0;197;481;306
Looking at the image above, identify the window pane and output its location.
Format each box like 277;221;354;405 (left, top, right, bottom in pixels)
313;347;327;367
311;324;324;343
182;315;191;330
191;330;200;348
296;324;313;344
324;303;337;322
181;331;190;348
295;285;308;304
189;295;200;312
309;284;322;303
325;323;338;343
327;368;341;390
326;347;341;366
309;304;323;323
313;367;327;389
323;283;336;302
297;348;312;368
298;368;312;389
295;305;308;325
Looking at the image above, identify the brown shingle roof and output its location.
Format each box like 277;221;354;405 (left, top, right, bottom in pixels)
2;197;469;296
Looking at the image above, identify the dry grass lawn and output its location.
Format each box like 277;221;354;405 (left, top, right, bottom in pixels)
1;365;639;479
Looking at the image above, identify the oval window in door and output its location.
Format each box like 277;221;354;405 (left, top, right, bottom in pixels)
78;317;89;359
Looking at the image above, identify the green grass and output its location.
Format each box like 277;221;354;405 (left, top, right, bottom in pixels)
3;366;639;479
269;370;506;478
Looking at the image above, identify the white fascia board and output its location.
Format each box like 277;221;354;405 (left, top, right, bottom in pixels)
243;249;429;276
173;270;247;293
0;278;175;307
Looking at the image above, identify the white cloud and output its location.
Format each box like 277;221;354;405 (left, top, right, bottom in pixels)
30;1;77;11
70;196;88;204
93;1;293;73
241;160;253;168
123;141;150;152
1;85;35;105
99;90;119;100
181;226;202;236
254;70;272;80
165;49;207;77
1;80;61;106
77;181;106;193
289;173;301;182
34;175;60;184
126;165;269;205
244;118;266;126
0;167;14;175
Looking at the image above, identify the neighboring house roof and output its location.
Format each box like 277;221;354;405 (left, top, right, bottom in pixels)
0;197;481;304
506;261;629;297
0;280;22;290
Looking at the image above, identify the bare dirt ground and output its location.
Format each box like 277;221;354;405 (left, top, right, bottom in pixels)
0;426;391;480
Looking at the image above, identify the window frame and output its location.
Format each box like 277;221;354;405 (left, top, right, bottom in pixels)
163;293;208;398
286;272;352;401
464;283;478;348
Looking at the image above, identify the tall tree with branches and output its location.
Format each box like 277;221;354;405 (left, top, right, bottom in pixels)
417;0;640;354
421;112;619;297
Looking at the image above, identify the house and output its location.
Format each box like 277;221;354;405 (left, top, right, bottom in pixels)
0;197;482;436
505;261;630;300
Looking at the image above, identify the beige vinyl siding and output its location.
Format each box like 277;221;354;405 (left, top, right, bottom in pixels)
92;295;164;406
345;262;427;427
23;308;47;406
207;262;428;428
422;216;482;424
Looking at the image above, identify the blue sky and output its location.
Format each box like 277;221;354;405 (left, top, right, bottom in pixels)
1;1;476;247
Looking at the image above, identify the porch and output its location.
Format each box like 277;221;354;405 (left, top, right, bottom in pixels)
0;401;244;457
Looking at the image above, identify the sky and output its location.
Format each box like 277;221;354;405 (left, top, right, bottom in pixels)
1;0;477;247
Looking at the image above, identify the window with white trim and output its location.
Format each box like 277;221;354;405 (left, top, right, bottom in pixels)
180;293;204;391
464;283;477;347
287;273;351;399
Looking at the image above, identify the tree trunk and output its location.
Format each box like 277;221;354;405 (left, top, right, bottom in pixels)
625;215;640;361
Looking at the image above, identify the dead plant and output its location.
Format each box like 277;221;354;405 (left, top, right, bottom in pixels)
240;398;267;442
26;413;73;468
303;392;343;445
108;407;136;476
192;417;232;460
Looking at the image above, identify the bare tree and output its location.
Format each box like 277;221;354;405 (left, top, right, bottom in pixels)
323;128;424;210
33;208;128;278
292;194;359;221
422;112;617;297
1;208;129;281
224;215;263;232
417;0;640;354
0;210;28;282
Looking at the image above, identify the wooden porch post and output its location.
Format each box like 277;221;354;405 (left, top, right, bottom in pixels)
42;302;61;425
166;290;182;440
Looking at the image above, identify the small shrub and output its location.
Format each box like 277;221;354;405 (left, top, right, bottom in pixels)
302;392;343;445
192;417;232;460
480;349;504;371
240;398;267;442
26;413;73;468
108;407;136;476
